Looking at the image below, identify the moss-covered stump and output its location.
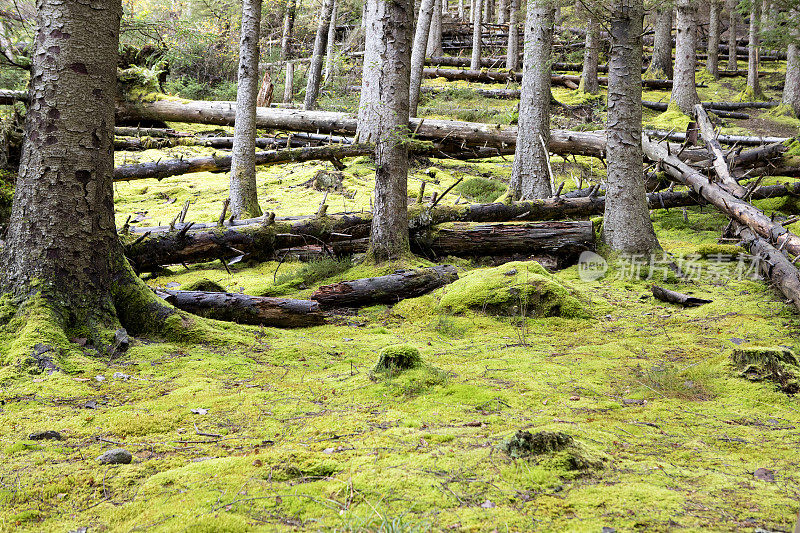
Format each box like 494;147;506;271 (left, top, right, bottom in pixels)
304;170;344;192
501;430;605;472
373;344;422;374
731;347;800;393
436;261;587;318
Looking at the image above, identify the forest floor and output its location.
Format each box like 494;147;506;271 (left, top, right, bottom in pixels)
1;62;800;532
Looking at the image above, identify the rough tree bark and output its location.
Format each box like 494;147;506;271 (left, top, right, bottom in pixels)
603;0;659;253
579;14;600;94
509;0;554;200
784;35;800;116
471;0;484;70
324;0;338;82
671;0;701;114
304;0;335;110
707;0;721;78
727;0;738;71
498;0;507;23
747;0;762;98
427;0;444;57
230;0;263;219
280;0;297;61
506;0;520;70
648;6;673;79
362;0;413;261
1;0;189;364
410;0;437;117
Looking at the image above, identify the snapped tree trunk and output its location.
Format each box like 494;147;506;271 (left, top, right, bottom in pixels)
747;0;762;98
363;0;413;261
506;0;520;70
784;39;800;116
707;0;721;78
471;0;484;70
230;0;263;219
409;0;437;117
671;0;701;114
727;0;738;71
579;14;600;94
648;6;673;79
304;0;335;110
603;0;659;253
427;0;444;57
509;1;554;200
323;0;338;82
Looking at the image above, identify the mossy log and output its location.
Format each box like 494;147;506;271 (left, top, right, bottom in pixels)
310;265;459;308
693;104;748;197
644;129;791;146
643;134;800;258
156;289;325;327
421;67;675;89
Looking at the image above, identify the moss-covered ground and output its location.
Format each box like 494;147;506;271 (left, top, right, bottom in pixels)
2;51;800;532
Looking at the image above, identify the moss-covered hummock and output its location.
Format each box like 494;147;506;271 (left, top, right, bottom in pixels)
501;429;606;472
373;344;422;373
731;346;800;393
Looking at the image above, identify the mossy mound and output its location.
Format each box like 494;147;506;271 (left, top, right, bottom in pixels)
731;347;799;394
436;261;587;318
647;105;692;131
373;344;422;373
697;243;746;259
182;278;225;292
501;430;605;472
455;177;507;203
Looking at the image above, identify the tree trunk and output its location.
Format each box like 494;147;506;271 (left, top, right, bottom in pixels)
693;104;747;197
410;0;437;117
498;0;507;23
734;223;800;312
603;0;659;253
671;0;701;114
283;60;295;103
280;0;297;61
230;0;263;219
648;6;673;79
727;0;738;71
579;15;600;94
506;0;520;70
324;0;338;82
509;1;554;200
304;0;335;110
459;0;465;19
471;0;484;70
364;0;413;261
707;0;721;78
310;265;458;308
784;40;800;116
427;0;444;57
747;0;762;98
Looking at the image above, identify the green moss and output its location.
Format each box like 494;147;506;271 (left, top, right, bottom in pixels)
646;103;692;130
501;429;606;473
434;261;588;318
731;346;799;393
181;278;225;292
697;243;746;258
455;177;507;203
373;344;422;373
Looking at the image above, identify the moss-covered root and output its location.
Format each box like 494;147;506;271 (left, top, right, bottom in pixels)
731;346;800;393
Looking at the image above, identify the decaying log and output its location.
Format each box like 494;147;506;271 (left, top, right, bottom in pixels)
693;104;747;197
156;289;325;327
421;67;675;89
644;129;791;146
651;285;712;307
310;265;459;308
642;134;800;258
114;126;193;138
734;223;800;311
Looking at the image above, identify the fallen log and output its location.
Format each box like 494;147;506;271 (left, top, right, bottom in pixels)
651;285;712;307
114;126;193;138
310;265;458;308
421;67;674;89
734;223;800;311
0;89;26;105
156;289;325;327
644;129;791;146
642;134;800;258
693;104;747;197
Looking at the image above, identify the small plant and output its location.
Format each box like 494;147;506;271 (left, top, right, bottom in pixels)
432;313;466;338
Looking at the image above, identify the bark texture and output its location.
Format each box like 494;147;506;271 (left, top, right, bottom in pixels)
579;15;600;94
280;0;297;60
784;41;800;116
410;0;437;117
230;0;263;219
727;0;738;71
471;0;484;70
506;0;520;70
648;6;673;79
671;0;701;114
304;0;335;110
323;0;338;82
603;0;659;253
509;1;554;200
427;0;444;56
747;0;762;98
707;0;721;78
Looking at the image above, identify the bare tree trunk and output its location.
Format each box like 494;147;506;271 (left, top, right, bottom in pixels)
747;0;762;98
427;0;444;56
707;0;721;78
410;0;437;117
459;0;465;19
784;40;800;116
471;0;484;69
509;1;554;200
727;0;738;71
283;60;295;102
671;0;701;114
648;6;673;78
506;0;520;70
604;0;659;252
498;0;507;23
280;0;297;61
324;0;338;82
579;15;600;94
363;0;413;262
304;0;335;110
230;0;263;219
